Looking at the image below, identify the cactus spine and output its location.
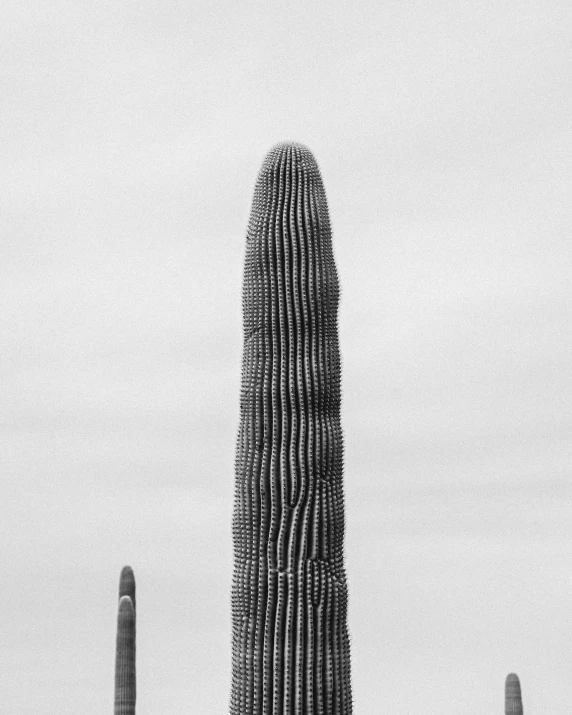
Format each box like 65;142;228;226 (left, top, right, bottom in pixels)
505;673;523;715
114;568;136;715
231;143;352;714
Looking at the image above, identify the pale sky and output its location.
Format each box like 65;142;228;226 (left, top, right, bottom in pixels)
2;1;571;713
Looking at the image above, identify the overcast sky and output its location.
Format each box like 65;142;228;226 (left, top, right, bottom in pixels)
2;1;571;713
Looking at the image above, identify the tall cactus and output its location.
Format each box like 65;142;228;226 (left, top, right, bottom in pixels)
231;142;352;714
505;673;523;715
114;568;136;715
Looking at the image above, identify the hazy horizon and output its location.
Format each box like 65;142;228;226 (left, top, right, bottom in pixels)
2;1;571;713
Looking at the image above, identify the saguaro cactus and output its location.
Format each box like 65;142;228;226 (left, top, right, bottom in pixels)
505;673;523;715
114;568;136;715
231;142;352;714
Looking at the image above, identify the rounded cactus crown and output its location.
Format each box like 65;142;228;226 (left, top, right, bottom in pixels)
505;673;521;695
505;673;523;715
259;141;318;170
244;140;338;334
252;142;327;204
119;565;136;611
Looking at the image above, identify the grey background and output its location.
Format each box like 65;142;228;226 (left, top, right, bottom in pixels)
2;1;571;713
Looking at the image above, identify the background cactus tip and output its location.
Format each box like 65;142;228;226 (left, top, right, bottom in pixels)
505;672;523;715
118;565;136;610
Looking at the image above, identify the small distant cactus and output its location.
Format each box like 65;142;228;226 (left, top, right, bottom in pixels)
114;568;136;715
505;673;523;715
231;143;352;714
119;565;136;611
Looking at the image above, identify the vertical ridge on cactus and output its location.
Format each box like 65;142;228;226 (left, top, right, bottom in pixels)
119;565;136;611
505;673;523;715
114;590;136;714
231;142;352;714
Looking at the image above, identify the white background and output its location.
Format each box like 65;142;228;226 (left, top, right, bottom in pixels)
2;1;571;713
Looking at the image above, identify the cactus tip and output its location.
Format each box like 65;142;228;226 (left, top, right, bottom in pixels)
269;139;311;152
505;672;523;715
260;141;320;174
119;565;136;609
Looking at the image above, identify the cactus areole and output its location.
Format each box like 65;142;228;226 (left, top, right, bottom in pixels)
231;143;352;714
